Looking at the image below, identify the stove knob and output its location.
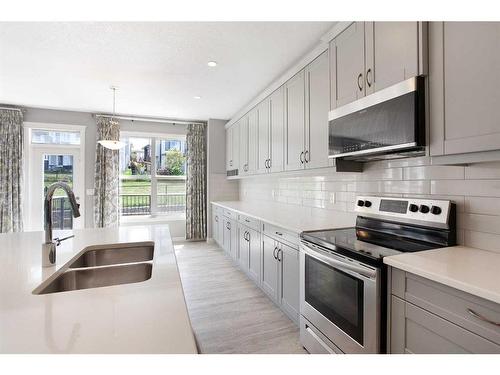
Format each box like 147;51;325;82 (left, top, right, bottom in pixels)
431;206;442;215
409;204;419;212
364;200;372;208
357;200;365;207
419;205;430;214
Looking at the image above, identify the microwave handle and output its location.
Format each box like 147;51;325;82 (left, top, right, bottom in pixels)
301;243;377;279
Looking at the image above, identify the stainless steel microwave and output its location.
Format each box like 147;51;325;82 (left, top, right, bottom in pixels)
328;76;425;161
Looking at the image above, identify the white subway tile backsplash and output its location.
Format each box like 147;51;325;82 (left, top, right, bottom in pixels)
404;166;464;180
238;159;500;253
465;161;500;179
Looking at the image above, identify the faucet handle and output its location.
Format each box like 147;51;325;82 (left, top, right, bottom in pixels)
54;234;75;246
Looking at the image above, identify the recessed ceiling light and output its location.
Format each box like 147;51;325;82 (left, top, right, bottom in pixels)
193;96;201;100
207;61;217;67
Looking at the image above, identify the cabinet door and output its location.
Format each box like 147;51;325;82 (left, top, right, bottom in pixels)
279;242;300;323
212;212;219;244
330;22;366;108
238;225;250;273
430;22;500;156
217;215;224;247
285;70;306;171
230;219;239;261
247;228;261;284
239;116;249;175
390;296;500;354
231;121;240;171
223;218;231;255
257;98;270;174
305;50;330;169
225;126;232;170
365;22;419;95
261;235;279;303
247;108;259;174
270;86;285;173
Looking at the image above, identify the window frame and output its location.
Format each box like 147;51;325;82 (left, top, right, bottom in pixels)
120;131;187;219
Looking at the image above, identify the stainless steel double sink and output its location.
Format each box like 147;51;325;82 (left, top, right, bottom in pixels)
33;243;154;295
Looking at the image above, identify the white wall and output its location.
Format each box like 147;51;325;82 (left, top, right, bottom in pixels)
207;118;239;238
239;156;500;254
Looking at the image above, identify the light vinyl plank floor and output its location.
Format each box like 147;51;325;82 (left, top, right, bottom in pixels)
174;240;307;354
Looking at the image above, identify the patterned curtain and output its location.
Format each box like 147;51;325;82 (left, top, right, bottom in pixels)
94;117;120;227
186;123;207;240
0;109;24;233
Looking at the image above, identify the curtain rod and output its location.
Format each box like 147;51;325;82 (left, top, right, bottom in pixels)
94;114;205;126
0;106;25;113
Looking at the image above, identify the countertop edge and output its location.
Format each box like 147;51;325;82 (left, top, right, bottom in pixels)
384;254;500;305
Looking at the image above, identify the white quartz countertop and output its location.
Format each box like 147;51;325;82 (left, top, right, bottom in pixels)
384;246;500;305
211;201;356;233
0;225;197;354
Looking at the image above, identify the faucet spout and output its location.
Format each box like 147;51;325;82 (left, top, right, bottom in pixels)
42;182;81;266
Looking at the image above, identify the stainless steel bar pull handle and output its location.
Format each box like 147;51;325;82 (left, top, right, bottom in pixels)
468;309;500;326
357;73;363;91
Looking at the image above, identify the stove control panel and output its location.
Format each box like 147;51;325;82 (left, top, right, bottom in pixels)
355;196;452;226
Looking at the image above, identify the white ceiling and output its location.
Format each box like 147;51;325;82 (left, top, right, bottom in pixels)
0;22;334;120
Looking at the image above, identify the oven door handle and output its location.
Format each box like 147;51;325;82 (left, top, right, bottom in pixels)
302;244;377;279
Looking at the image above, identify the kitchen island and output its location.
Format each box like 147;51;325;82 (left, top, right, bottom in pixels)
0;225;197;354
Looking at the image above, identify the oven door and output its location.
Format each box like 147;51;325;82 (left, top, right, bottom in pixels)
300;242;380;354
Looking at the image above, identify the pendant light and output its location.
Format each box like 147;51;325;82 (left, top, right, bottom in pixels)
98;86;125;150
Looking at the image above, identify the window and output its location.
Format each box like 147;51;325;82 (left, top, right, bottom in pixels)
31;129;81;145
119;134;186;219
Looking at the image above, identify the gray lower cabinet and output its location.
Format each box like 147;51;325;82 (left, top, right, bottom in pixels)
389;268;500;353
430;22;500;156
262;235;280;302
247;228;261;284
261;234;300;324
212;211;220;245
223;216;238;261
238;224;250;273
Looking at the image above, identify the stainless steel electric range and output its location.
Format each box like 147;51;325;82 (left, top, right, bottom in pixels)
299;196;457;354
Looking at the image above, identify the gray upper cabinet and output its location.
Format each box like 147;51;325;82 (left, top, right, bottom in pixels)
225;125;232;171
239;115;249;175
269;86;285;173
330;22;366;109
225;121;240;172
430;22;500;156
364;22;419;94
247;108;258;174
257;97;271;174
305;50;330;169
285;70;306;171
330;22;422;108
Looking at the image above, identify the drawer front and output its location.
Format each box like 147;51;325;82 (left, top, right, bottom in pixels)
223;208;235;219
238;214;260;232
404;302;500;354
300;316;343;354
262;222;299;248
212;204;221;214
404;273;500;346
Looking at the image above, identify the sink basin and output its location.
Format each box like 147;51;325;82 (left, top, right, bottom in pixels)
34;262;153;295
69;243;154;268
